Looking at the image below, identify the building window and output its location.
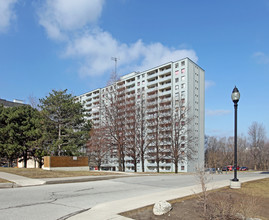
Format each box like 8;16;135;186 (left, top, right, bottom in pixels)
175;85;179;90
181;166;185;170
175;63;179;68
181;68;185;74
137;76;140;80
175;92;179;97
181;76;185;81
175;78;179;83
137;82;140;86
142;80;145;85
142;74;145;78
181;83;185;89
181;61;185;66
175;70;179;75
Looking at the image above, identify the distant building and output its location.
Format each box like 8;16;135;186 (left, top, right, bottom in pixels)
76;57;205;172
0;98;26;108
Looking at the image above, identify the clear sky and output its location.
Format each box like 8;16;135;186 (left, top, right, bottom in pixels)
0;0;268;138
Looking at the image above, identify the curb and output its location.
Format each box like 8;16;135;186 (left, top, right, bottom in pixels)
0;182;17;188
44;175;127;184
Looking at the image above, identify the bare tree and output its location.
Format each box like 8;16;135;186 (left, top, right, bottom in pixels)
87;126;109;170
124;92;139;172
168;98;197;173
146;94;164;173
248;122;266;170
101;73;127;171
135;92;150;172
146;91;179;173
262;141;269;170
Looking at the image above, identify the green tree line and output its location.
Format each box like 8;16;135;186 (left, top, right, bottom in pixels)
0;89;91;168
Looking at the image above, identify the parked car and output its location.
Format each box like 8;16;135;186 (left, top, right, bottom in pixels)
232;166;240;171
227;165;233;171
222;166;228;171
205;168;216;174
240;166;248;171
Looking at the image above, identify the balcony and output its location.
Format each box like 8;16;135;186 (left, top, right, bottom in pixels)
147;70;158;80
159;90;171;97
159;97;171;104
159;74;171;83
126;78;135;87
159;64;171;74
147;86;158;94
147;93;158;100
92;107;100;112
147;100;158;107
159;82;171;90
147;77;158;86
126;85;135;92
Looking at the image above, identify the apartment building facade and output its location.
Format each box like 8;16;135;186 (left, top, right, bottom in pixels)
76;57;204;172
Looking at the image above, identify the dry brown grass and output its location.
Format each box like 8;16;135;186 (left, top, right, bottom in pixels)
0;167;123;179
122;178;269;220
0;178;11;183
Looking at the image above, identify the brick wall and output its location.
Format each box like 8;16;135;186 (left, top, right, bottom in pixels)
43;156;88;168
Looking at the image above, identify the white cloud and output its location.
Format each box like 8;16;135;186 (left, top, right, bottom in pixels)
205;80;215;90
253;52;269;64
37;0;198;76
0;0;17;33
206;109;231;116
38;0;105;40
64;30;198;76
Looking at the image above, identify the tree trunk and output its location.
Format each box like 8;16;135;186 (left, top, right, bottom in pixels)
134;158;137;172
175;160;178;174
141;153;145;172
8;158;13;167
156;146;160;173
58;123;61;156
23;150;27;168
118;146;122;171
38;160;42;168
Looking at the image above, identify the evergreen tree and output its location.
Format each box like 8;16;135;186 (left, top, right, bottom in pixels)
39;89;91;156
0;105;42;167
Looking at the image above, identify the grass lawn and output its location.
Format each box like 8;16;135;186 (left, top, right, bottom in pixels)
0;167;123;179
122;177;269;220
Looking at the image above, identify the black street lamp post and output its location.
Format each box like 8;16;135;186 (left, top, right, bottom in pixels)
231;86;240;182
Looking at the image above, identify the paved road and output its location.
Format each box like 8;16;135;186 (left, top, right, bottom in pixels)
0;172;267;220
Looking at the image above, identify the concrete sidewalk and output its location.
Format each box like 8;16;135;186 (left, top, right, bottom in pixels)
0;172;133;188
68;175;269;220
0;172;46;187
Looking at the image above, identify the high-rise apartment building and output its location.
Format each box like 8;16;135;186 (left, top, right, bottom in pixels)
76;58;204;172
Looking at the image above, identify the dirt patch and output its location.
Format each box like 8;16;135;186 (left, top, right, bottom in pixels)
0;167;123;178
122;178;269;220
0;178;11;183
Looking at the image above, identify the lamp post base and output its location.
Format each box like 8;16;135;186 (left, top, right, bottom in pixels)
230;180;241;189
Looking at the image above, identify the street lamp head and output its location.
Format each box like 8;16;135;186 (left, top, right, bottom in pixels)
231;86;240;103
